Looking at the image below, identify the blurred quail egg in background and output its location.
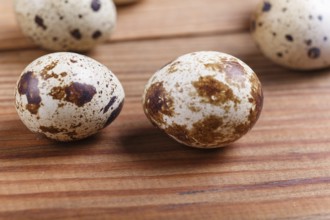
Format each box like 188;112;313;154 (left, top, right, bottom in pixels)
251;0;330;70
142;51;263;149
15;52;125;141
14;0;117;51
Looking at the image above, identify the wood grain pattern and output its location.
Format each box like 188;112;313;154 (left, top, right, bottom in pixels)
1;0;330;219
0;0;260;50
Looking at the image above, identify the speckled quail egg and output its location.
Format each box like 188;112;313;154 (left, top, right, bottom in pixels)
14;0;116;51
142;51;263;148
251;0;330;70
15;52;125;141
114;0;140;5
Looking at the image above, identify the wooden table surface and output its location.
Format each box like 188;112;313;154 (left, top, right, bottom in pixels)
1;0;330;219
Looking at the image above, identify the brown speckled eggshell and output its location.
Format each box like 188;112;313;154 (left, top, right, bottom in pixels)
14;0;116;51
15;52;125;141
251;0;330;70
142;51;263;149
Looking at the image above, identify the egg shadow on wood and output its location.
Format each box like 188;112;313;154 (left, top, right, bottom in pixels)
0;131;101;160
116;0;144;10
239;54;330;87
118;125;235;169
116;3;141;9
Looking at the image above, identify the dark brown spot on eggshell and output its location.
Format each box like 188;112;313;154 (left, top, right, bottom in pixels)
192;75;240;106
70;123;82;129
188;104;201;113
91;0;101;11
39;126;64;134
60;72;68;77
305;39;312;46
92;30;102;39
70;29;82;40
165;115;231;147
285;34;294;42
233;122;250;137
17;71;42;115
58;103;65;108
167;61;180;74
262;2;272;12
103;96;117;113
308;47;321;59
34;15;47;30
26;104;40;115
41;61;59;80
165;123;191;144
18;71;33;95
49;82;96;107
65;82;96;107
49;86;66;100
104;100;124;127
39;126;78;140
277;52;283;58
204;63;224;72
144;82;175;124
189;115;225;145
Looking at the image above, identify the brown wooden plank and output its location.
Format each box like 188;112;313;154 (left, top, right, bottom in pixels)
1;31;330;219
1;0;330;219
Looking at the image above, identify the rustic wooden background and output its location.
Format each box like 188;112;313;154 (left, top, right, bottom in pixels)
1;0;330;219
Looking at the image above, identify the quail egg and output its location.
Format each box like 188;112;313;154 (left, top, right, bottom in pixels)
14;0;116;51
15;52;125;141
251;0;330;70
142;51;263;148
